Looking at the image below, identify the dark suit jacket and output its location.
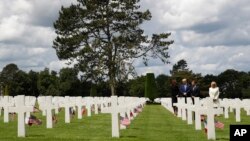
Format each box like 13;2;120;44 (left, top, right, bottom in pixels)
179;84;191;97
171;85;179;103
191;85;200;97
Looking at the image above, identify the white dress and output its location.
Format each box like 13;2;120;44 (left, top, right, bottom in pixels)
209;87;220;106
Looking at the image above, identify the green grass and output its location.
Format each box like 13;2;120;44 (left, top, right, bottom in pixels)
0;105;249;141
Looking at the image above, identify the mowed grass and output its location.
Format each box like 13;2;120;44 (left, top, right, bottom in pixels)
0;105;250;141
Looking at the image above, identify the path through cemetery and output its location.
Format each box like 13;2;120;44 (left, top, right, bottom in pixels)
122;105;209;141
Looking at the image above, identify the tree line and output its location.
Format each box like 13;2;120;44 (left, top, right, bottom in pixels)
1;59;250;98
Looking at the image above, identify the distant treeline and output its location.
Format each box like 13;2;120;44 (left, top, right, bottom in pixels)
0;62;250;98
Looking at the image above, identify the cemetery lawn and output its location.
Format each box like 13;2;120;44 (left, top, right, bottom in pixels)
1;105;248;141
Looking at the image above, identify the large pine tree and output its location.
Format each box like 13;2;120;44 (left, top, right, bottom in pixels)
53;0;173;95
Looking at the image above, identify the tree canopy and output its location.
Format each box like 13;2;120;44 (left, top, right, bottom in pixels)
53;0;173;95
170;59;201;83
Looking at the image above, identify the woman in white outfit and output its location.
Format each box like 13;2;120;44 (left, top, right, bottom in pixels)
209;81;220;106
202;81;224;133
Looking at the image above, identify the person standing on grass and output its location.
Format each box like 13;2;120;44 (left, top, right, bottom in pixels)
179;78;191;103
202;81;224;133
170;79;179;116
209;81;220;107
191;80;200;105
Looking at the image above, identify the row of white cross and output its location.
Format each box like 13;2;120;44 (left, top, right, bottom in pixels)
160;97;250;140
219;98;250;122
102;96;147;137
0;95;147;138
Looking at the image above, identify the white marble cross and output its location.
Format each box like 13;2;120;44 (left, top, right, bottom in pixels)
118;97;130;129
75;96;84;119
186;98;193;125
59;96;75;123
39;96;58;128
84;97;93;117
173;97;186;120
173;97;186;118
220;98;230;119
25;96;36;118
52;96;63;114
193;97;202;130
101;96;146;137
37;96;47;116
1;96;14;123
9;95;33;137
242;99;250;116
181;98;187;121
199;98;222;140
160;98;174;114
94;97;101;114
111;96;120;137
232;99;242;122
102;96;130;135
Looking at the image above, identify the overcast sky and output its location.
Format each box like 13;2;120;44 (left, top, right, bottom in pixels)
1;0;250;76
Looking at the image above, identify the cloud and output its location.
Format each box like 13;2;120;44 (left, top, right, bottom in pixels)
0;0;76;72
48;60;72;72
27;0;77;27
169;45;250;75
0;16;25;41
135;0;250;76
142;0;225;29
142;0;250;47
0;44;59;72
134;44;250;76
1;0;250;77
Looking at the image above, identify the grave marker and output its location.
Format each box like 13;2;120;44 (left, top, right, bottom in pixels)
39;96;58;128
199;98;222;140
1;96;14;123
59;96;75;123
111;96;119;137
9;95;33;137
75;96;84;119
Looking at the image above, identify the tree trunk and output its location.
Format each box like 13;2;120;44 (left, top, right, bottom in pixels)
110;75;116;96
110;83;115;96
109;67;116;96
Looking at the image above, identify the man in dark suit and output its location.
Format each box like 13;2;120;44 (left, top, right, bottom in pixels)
179;78;191;103
191;80;200;104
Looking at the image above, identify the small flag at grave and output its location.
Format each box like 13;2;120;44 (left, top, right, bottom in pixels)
120;118;130;126
82;108;86;115
130;112;134;117
215;121;224;129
